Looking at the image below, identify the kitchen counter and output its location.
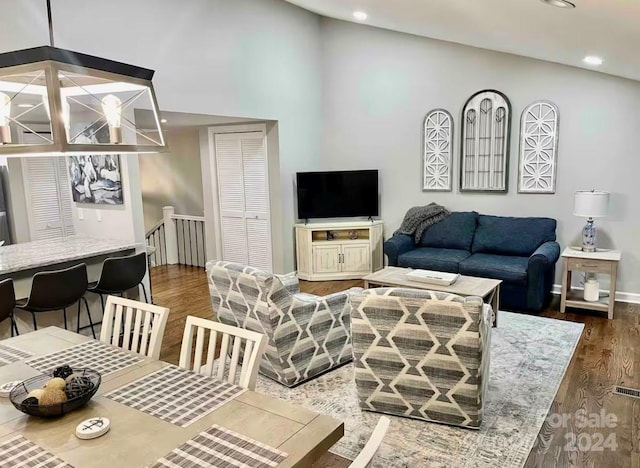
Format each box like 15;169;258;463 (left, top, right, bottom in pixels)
0;236;142;339
0;236;139;275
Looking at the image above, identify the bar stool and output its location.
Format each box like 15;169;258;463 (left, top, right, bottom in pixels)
87;252;150;311
0;278;17;336
15;263;95;338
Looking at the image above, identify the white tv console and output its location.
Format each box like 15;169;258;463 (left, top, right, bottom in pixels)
295;220;384;281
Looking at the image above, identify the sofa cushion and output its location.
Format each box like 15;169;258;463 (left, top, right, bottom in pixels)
471;215;556;256
398;248;471;273
419;211;478;251
459;254;529;285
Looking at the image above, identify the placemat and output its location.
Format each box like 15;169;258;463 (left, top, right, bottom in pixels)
0;435;73;468
150;424;288;468
25;340;142;376
0;343;33;367
105;365;247;427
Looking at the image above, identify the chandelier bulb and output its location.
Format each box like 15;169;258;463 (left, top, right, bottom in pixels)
101;94;122;144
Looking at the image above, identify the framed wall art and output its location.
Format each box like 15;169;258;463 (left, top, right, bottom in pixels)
518;100;560;194
68;154;123;204
460;90;512;193
423;109;453;191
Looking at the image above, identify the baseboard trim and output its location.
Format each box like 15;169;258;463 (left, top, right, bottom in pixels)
551;284;640;305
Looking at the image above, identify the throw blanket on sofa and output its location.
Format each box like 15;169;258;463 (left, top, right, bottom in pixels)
394;203;450;244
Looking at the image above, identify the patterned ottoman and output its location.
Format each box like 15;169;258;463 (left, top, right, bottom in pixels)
349;287;491;428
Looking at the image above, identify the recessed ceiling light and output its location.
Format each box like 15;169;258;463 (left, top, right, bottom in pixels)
17;103;34;108
160;118;168;123
583;56;604;66
353;11;368;21
540;0;576;8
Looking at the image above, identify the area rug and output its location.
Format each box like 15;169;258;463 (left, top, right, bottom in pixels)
255;311;584;468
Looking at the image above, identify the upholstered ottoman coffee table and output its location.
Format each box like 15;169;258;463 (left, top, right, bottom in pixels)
363;266;502;326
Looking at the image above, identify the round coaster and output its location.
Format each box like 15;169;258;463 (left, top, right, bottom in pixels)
75;417;110;440
0;381;21;398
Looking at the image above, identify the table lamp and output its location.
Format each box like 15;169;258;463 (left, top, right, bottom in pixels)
573;190;610;252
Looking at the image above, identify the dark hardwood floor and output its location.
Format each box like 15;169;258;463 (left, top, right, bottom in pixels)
150;265;640;468
150;264;211;365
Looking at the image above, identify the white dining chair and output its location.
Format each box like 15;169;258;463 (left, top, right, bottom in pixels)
350;416;391;468
178;316;267;390
100;295;169;360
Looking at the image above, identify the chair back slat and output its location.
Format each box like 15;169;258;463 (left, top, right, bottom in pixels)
203;331;217;376
216;334;230;382
179;316;267;390
131;310;144;354
193;326;206;371
239;339;254;385
111;304;124;347
122;306;134;350
139;311;153;356
179;321;196;369
228;337;242;383
101;296;169;360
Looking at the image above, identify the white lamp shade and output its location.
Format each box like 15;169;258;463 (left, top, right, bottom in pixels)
573;190;610;218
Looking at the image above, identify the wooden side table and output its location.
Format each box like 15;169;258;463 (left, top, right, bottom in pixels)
560;247;621;319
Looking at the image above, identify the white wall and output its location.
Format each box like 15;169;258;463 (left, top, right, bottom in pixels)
1;154;143;245
72;154;145;243
0;0;324;272
139;128;204;232
4;2;638;289
319;19;640;293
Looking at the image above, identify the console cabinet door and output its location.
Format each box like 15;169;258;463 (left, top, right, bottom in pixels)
312;245;341;274
341;243;371;273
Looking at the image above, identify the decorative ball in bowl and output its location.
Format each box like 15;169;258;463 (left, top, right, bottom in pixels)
9;366;101;418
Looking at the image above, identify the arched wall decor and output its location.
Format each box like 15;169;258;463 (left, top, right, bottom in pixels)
518;101;560;194
460;90;511;192
423;109;453;191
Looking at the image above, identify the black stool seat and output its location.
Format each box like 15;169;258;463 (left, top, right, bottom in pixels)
15;263;95;338
0;278;17;336
88;252;149;304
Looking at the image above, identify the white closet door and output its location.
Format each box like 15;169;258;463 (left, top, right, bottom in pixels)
215;134;248;265
215;131;272;271
246;218;271;271
241;134;271;271
23;157;75;240
221;217;248;265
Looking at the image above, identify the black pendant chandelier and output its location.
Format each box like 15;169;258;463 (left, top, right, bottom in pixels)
0;0;166;156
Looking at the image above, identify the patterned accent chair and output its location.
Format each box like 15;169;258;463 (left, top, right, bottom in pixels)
349;288;492;428
207;261;357;387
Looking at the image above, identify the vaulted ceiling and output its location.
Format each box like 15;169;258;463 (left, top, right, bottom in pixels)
285;0;640;82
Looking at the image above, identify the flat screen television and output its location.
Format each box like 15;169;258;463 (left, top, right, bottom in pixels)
296;170;379;219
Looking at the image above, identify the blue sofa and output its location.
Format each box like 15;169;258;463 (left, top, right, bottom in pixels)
383;212;560;311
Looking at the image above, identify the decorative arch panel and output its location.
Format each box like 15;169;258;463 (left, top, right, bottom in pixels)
423;109;453;191
518;101;560;194
460;90;511;192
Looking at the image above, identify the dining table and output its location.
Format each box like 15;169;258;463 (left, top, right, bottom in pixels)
0;327;344;467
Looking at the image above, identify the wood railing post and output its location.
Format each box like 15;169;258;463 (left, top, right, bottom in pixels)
163;206;178;265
